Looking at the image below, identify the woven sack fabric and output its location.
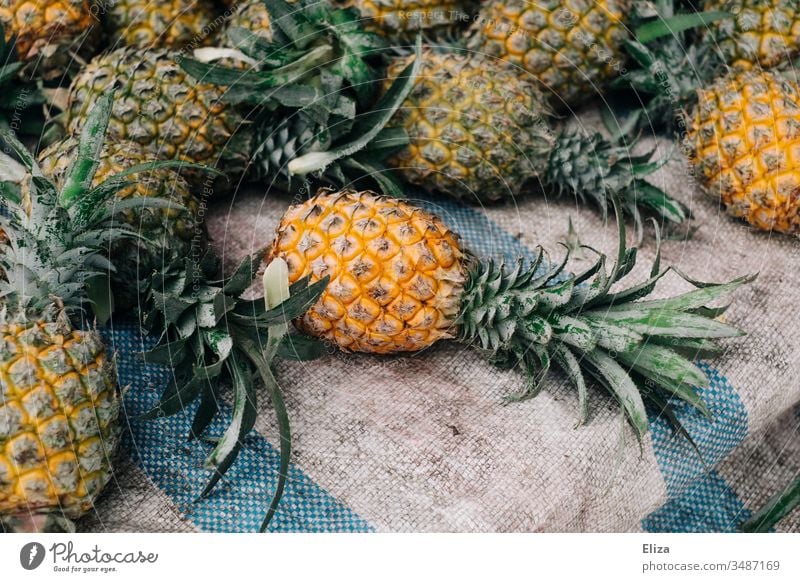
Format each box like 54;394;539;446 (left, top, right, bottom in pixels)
79;137;800;532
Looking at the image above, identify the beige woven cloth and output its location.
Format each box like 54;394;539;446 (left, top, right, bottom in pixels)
192;136;799;532
77;129;799;532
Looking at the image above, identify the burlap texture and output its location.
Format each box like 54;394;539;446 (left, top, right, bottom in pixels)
58;119;799;532
718;407;800;533
189;137;799;531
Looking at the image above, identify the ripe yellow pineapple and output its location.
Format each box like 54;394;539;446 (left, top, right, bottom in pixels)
103;0;219;49
0;314;119;533
706;0;800;70
466;0;631;105
374;48;688;224
269;188;750;437
273;189;468;352
0;0;99;77
0;98;127;532
622;4;800;235
686;69;800;234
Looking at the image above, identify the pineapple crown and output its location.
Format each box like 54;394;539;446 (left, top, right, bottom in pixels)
137;245;328;531
0;92;181;320
458;197;753;444
179;0;421;196
544;129;690;232
609;1;730;130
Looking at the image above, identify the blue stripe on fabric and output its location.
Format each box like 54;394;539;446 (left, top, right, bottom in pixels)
641;470;752;533
642;366;750;532
104;324;373;533
107;192;749;532
647;364;748;496
413;195;751;532
415;196;532;262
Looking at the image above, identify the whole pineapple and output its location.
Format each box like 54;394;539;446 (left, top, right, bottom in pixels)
270;188;751;436
65;48;248;186
686;69;800;234
621;3;800;234
378;49;688;224
103;0;220;50
0;0;100;78
37;136;203;307
0;100;130;532
67;1;405;192
466;0;631;106
705;0;800;70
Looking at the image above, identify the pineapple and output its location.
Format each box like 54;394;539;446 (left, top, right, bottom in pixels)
466;0;631;106
0;0;100;78
67;1;405;192
65;48;248;187
686;69;800;234
620;3;800;234
0;97;128;532
103;0;219;50
374;48;689;224
37;136;203;308
269;188;751;437
705;0;800;70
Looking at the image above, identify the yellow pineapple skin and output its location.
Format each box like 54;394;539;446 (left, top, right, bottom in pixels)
707;0;800;70
0;0;98;75
271;189;468;354
467;0;630;105
66;48;249;185
386;50;554;202
687;70;800;235
0;317;119;521
104;0;219;50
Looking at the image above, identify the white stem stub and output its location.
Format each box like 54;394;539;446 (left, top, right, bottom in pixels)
263;257;291;339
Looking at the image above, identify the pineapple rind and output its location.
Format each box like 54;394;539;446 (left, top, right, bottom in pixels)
387;50;555;202
65;48;250;185
271;189;468;353
467;0;630;106
687;69;800;234
104;0;219;50
0;318;118;519
707;0;800;70
0;0;99;77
